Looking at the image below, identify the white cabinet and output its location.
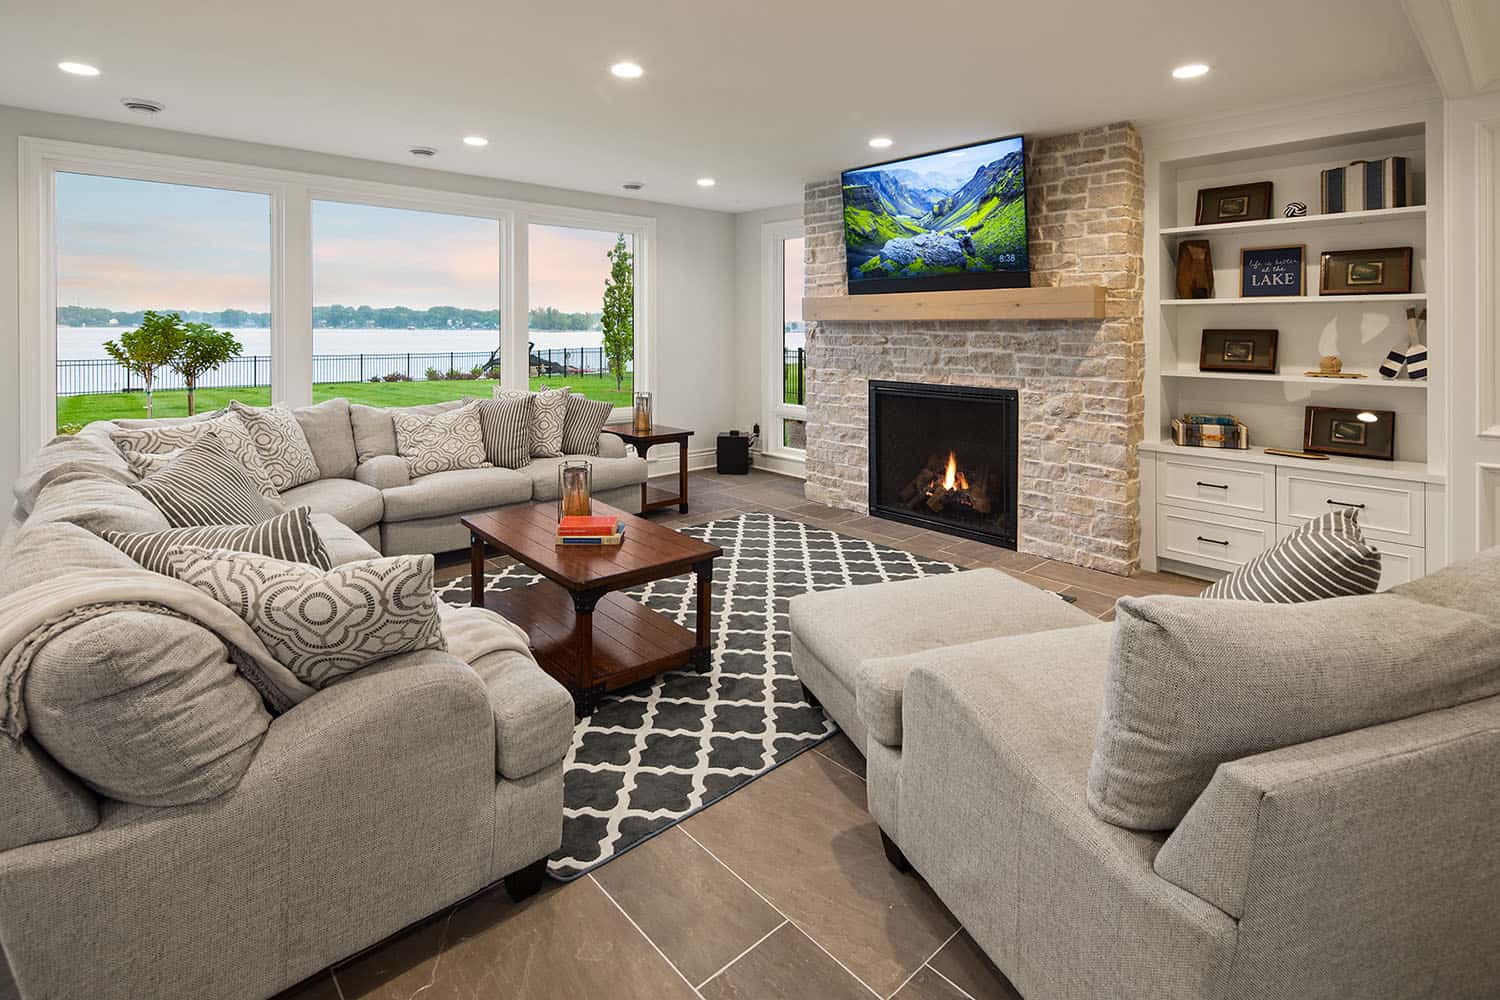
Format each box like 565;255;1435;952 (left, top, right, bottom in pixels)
1159;505;1275;572
1274;525;1425;591
1159;455;1275;522
1277;468;1424;546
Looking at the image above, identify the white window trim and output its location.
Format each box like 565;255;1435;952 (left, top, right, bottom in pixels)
19;136;656;453
761;218;806;462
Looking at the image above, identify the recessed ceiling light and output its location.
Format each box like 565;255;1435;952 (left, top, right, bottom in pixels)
1172;63;1210;80
868;136;893;149
58;61;100;77
696;177;716;188
462;135;488;147
610;61;644;79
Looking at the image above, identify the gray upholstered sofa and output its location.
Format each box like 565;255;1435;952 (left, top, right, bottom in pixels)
85;396;648;556
792;560;1500;1000
0;428;580;1000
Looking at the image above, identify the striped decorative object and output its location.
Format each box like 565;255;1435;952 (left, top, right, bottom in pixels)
1320;157;1411;213
1202;507;1382;602
103;506;332;576
559;395;615;456
1283;201;1308;217
129;434;285;527
474;396;533;469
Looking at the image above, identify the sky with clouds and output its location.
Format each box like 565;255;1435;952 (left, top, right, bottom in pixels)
56;172;627;316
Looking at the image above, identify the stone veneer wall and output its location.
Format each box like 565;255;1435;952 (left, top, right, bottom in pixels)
802;122;1145;574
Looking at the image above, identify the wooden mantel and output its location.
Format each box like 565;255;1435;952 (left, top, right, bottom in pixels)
803;285;1106;322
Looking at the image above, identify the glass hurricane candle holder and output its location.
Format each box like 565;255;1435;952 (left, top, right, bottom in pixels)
632;391;653;434
558;460;593;519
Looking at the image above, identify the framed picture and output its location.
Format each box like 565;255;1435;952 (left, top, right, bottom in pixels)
1200;329;1278;373
1304;406;1396;460
1240;245;1306;297
1319;247;1413;295
1194;181;1274;226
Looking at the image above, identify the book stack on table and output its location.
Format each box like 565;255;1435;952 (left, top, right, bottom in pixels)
556;514;626;546
1171;413;1249;449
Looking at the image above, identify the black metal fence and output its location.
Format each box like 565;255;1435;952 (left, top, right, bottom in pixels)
57;347;626;396
784;347;805;405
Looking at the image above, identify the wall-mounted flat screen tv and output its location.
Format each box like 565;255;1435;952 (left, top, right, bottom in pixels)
842;134;1029;294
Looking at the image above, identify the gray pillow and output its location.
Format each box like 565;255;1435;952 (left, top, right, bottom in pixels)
475;396;533;469
495;385;569;457
560;395;614;456
167;546;446;689
26;470;171;536
391;400;489;477
350;399;466;463
129;434;285;527
24;610;271;806
1202;508;1381;601
292;398;358;479
1087;591;1500;831
228;401;321;490
104;506;332;576
112;410;280;500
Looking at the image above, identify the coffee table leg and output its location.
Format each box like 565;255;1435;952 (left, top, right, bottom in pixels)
691;559;714;671
469;532;486;608
678;439;690;514
572;589;605;715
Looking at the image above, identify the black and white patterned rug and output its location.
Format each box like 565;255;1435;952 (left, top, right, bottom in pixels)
435;511;961;880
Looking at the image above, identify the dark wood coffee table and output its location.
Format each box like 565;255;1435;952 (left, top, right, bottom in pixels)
461;500;722;715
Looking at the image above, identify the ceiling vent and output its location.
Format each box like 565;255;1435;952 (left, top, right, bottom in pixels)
622;181;645;191
408;146;437;158
121;98;164;115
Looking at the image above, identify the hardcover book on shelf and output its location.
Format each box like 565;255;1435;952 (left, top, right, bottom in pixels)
1320;157;1411;214
1172;418;1249;449
1183;413;1241;427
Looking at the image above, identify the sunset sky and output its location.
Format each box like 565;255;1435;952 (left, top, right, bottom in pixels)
56;172;627;316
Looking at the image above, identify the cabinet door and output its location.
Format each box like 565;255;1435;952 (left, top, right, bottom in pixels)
1158;505;1276;573
1158;455;1276;522
1277;469;1425;546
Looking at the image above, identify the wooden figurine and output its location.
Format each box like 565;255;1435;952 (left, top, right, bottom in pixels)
1176;239;1214;299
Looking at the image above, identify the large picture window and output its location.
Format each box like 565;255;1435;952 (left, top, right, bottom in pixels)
54;172;272;430
312;200;501;405
527;223;635;406
765;223;807;456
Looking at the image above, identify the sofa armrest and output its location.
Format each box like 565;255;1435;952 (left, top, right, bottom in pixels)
858;624;1114;748
354;454;410;491
469;648;575;779
598;433;627;459
0;735;98;851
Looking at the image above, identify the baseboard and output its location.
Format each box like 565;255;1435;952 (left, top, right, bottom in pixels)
640;446;717;478
752;450;807;479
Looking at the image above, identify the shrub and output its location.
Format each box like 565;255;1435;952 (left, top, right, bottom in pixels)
483;366;502;380
368;375;382;383
382;371;412;383
446;368;472;381
425;367;445;381
470;365;485;377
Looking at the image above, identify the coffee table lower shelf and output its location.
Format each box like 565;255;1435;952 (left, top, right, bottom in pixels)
482;580;701;713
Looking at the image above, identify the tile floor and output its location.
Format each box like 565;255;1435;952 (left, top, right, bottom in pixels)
280;469;1205;1000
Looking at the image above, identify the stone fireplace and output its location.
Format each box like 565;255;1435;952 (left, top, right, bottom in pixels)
801;122;1145;575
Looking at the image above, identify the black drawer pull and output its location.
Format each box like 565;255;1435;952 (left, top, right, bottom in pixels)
1196;481;1230;490
1197;535;1230;546
1326;499;1366;509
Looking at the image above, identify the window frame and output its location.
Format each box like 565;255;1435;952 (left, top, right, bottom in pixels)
19;137;657;453
762;218;807;461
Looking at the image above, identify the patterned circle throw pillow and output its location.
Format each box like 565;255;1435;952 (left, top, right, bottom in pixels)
114;411;281;501
392;400;489;477
228;401;322;491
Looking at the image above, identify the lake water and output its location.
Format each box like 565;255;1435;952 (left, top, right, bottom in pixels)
57;327;603;360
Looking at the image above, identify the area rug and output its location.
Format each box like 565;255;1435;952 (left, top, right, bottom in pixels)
434;511;962;880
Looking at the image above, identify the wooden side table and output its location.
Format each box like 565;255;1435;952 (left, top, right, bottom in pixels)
602;423;694;514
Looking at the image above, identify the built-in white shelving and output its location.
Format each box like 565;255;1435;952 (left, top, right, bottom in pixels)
1159;204;1426;239
1163;293;1426;307
1161;370;1428;389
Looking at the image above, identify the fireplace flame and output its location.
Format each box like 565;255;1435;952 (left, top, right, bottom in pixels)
942;452;969;492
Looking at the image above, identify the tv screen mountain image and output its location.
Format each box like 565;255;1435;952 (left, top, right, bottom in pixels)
842;135;1028;288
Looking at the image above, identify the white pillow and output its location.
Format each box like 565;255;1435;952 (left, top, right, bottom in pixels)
495;385;570;457
228;401;322;491
391;399;490;477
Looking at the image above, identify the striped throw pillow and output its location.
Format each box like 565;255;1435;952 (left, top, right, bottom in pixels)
1202;508;1382;602
475;396;532;469
129;434;285;527
103;506;332;576
560;395;615;456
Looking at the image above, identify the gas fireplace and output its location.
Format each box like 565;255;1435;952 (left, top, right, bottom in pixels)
868;380;1019;548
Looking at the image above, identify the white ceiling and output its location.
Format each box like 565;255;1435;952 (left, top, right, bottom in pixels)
0;0;1433;212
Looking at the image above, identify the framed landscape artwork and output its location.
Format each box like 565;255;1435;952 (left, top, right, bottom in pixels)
1200;329;1279;373
1319;247;1413;295
1194;181;1274;226
1304;406;1396;460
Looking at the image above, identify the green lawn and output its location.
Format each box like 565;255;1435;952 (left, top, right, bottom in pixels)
783;360;804;406
56;373;634;432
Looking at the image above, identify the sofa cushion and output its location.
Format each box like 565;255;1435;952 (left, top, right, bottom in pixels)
526;455;649;501
12;432;134;514
392;400;489;477
789;568;1095;699
228;401;322;491
381;466;532;523
292;398;358;479
496;386;569;457
1391;543;1500;616
24;610;271;806
168;547;447;689
350;399;465;463
309;512;382;566
475;396;533;469
103;507;332;576
1087;591;1500;831
560;395;614;456
1202;508;1381;602
278;477;384;532
0;520;140;600
27;471;171;536
129;434;285;527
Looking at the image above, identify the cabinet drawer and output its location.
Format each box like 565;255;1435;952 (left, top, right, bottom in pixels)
1277;469;1424;546
1158;505;1276;573
1275;526;1425;591
1157;455;1275;522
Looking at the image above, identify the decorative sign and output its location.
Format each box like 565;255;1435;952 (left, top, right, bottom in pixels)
1239;244;1306;297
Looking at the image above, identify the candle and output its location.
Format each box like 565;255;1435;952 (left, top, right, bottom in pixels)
633;392;653;434
557;461;593;519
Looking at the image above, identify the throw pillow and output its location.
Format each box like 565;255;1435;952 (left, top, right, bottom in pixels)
475;396;533;469
129;433;285;527
1086;590;1500;831
1201;507;1381;601
559;394;615;456
495;385;570;457
114;410;281;501
228;401;322;491
391;399;490;477
103;506;332;576
166;546;447;689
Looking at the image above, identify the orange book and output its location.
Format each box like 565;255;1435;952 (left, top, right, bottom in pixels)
558;515;621;536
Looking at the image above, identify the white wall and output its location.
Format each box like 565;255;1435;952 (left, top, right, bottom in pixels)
731;203;802;454
0;103;738;498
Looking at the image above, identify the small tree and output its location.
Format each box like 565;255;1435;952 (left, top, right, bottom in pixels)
600;234;634;391
171;321;243;415
103;311;184;418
